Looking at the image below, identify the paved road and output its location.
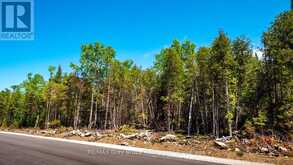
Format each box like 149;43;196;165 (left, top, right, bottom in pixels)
0;133;223;165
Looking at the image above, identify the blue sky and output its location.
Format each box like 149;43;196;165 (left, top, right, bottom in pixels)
0;0;290;89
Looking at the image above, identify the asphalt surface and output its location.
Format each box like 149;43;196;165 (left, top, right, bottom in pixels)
0;133;223;165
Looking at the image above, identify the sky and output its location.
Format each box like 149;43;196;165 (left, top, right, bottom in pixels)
0;0;290;90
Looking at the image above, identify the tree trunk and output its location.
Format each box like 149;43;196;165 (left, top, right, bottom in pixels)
112;98;116;129
235;99;241;130
215;98;219;138
118;91;123;127
34;114;39;128
203;92;208;134
200;109;205;134
75;95;81;129
195;80;201;134
225;80;232;137
141;97;146;128
213;82;219;138
212;82;216;137
167;101;171;132
235;85;241;130
177;102;181;129
45;100;51;129
88;87;94;129
187;89;194;137
93;100;98;128
104;79;111;129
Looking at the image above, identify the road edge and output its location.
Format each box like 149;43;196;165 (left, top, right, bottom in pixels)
0;131;272;165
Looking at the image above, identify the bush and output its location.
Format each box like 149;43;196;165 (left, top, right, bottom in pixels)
49;120;61;129
0;119;7;128
12;121;20;129
243;121;255;138
119;125;137;135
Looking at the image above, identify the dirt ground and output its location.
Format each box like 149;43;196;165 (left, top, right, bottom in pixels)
1;128;292;165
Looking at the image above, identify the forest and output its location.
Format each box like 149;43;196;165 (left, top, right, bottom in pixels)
0;10;292;139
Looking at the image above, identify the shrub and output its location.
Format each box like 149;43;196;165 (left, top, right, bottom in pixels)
49;120;61;129
253;111;267;130
243;121;255;138
119;124;137;135
0;119;8;128
12;121;20;129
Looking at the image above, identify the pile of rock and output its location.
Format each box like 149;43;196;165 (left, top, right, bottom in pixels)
213;135;291;157
257;144;290;156
214;141;229;149
120;133;138;140
120;130;153;141
119;131;180;143
63;130;102;139
160;134;177;142
216;136;232;142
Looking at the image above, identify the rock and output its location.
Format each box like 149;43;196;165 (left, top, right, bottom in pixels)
71;130;82;136
76;130;83;136
137;130;152;141
278;146;288;154
40;130;48;134
216;136;232;142
70;130;76;135
84;132;92;137
120;142;129;146
160;134;177;142
82;130;96;137
120;133;138;140
80;133;86;137
235;147;241;152
259;147;269;153
95;132;102;137
214;141;228;149
62;132;73;137
241;138;250;145
70;130;89;137
49;130;56;135
93;132;103;139
232;131;240;136
185;136;192;139
178;139;191;145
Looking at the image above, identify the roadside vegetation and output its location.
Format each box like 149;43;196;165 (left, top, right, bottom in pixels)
0;10;292;164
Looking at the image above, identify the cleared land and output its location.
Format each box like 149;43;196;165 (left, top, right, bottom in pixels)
1;128;292;165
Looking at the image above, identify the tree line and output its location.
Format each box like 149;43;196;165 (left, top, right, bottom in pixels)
0;11;292;138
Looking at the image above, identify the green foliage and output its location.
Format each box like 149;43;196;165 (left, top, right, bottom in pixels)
259;10;293;131
49;119;61;129
253;111;267;129
225;111;234;124
80;42;115;86
10;121;21;129
118;125;138;135
1;118;8;128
